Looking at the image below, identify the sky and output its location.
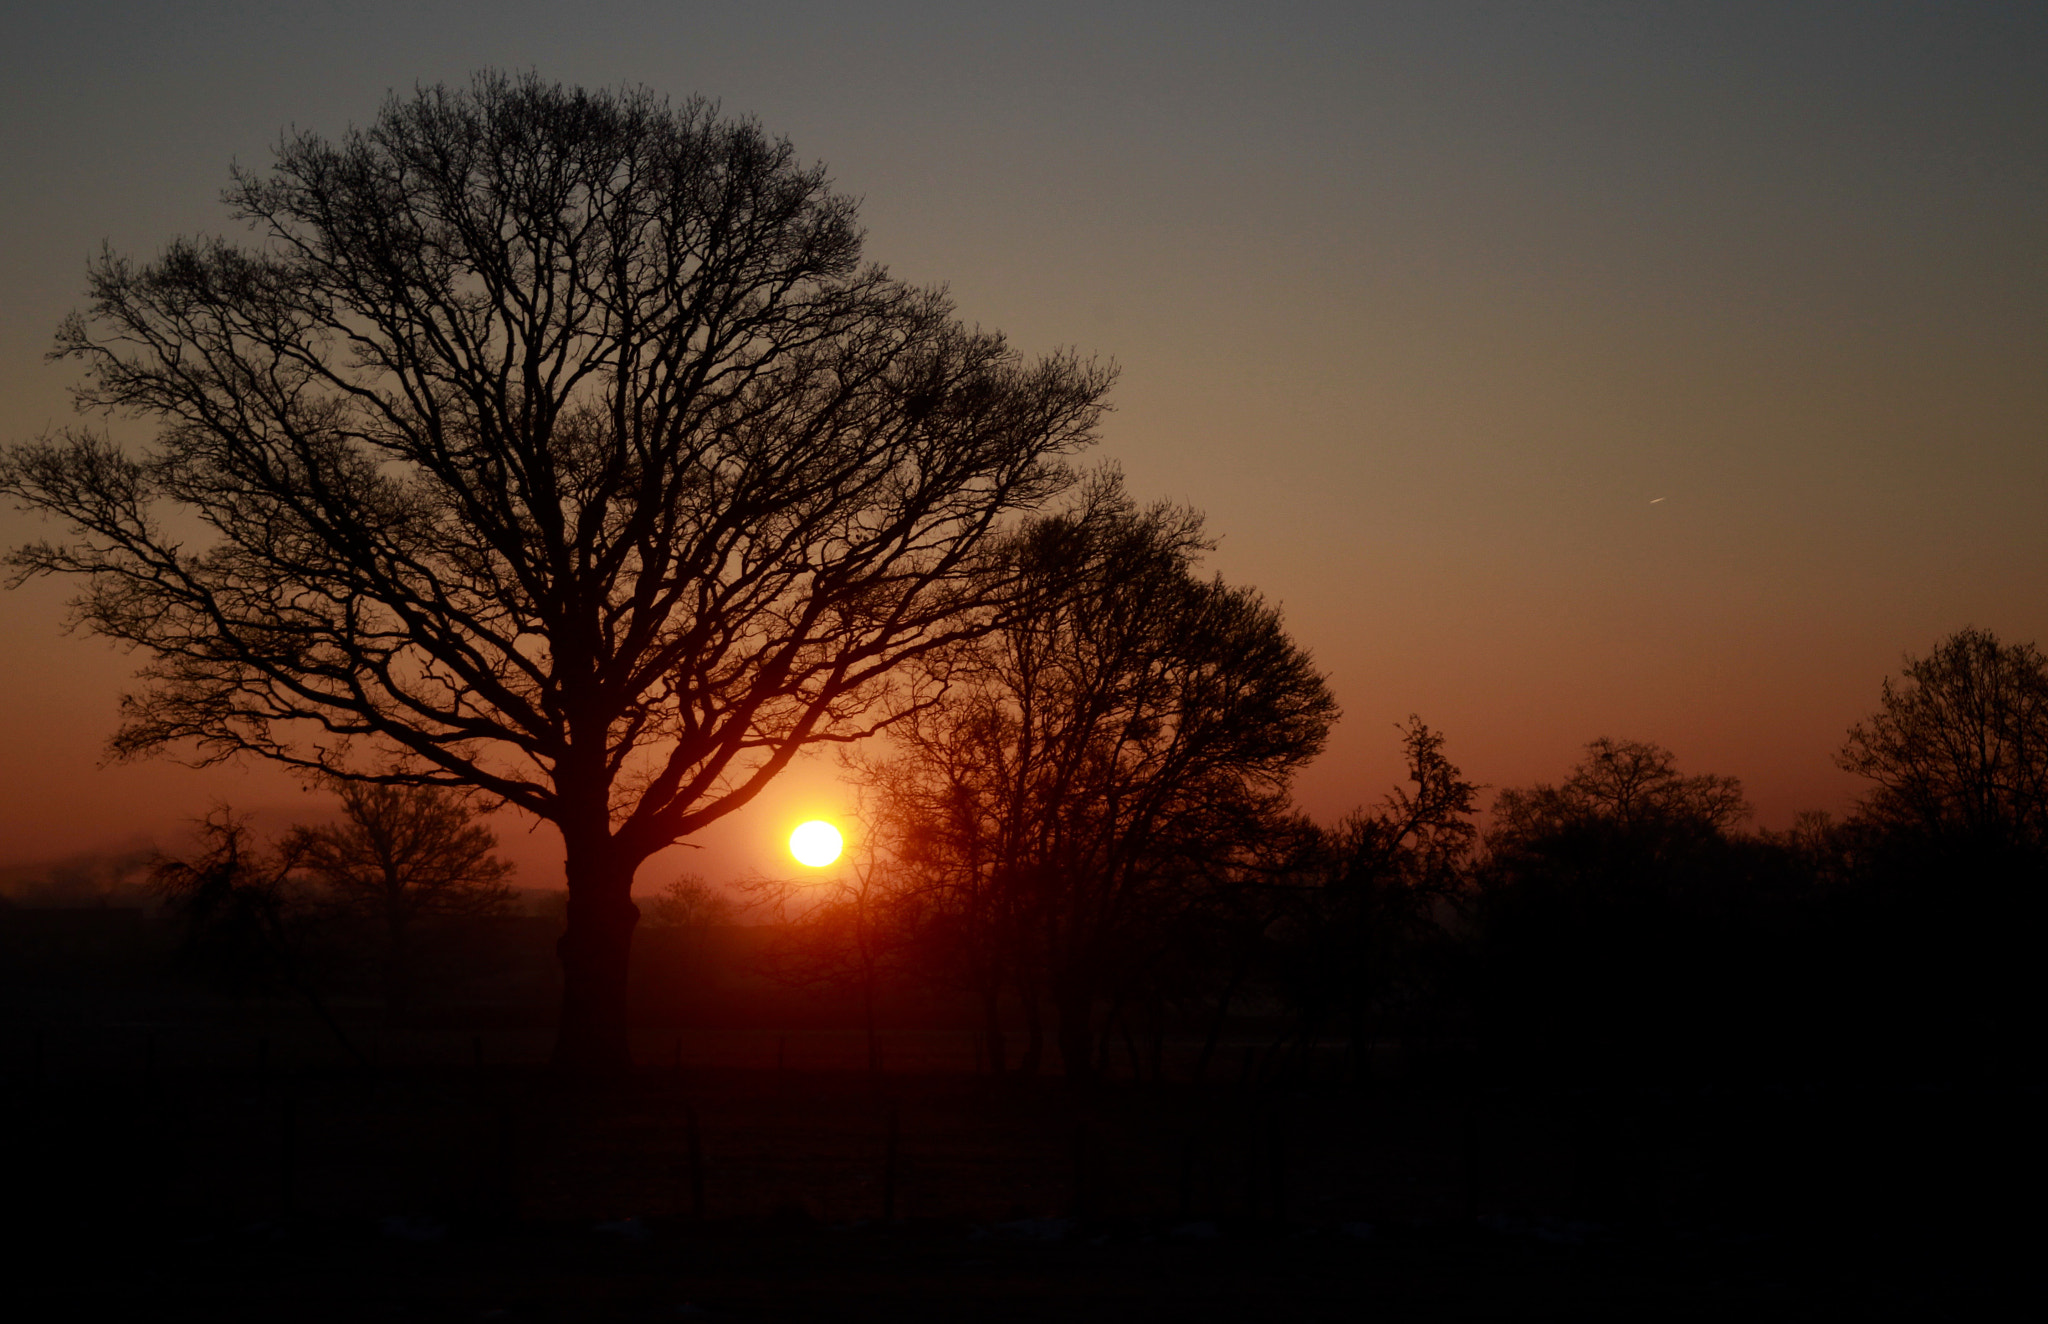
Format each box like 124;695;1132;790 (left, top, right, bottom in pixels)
2;1;2044;890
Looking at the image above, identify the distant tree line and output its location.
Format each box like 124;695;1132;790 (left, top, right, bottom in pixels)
147;782;518;1057
126;568;2048;1087
759;625;2048;1087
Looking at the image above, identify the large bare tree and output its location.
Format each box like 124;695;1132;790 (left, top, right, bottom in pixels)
1;74;1111;1070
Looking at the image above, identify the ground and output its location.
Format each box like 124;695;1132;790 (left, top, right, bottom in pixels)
5;1025;2028;1319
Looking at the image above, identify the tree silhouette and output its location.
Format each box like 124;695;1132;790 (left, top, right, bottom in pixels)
1271;718;1479;1080
1477;739;1752;1080
1;74;1111;1070
1838;627;2048;851
859;478;1337;1079
642;872;738;937
149;810;365;1064
1837;628;2048;1077
287;780;515;1015
1490;736;1748;850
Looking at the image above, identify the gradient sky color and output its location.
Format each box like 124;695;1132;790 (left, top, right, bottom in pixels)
3;2;2044;888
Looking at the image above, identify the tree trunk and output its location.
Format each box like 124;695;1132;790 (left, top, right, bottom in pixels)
553;834;641;1074
981;984;1007;1077
1121;1015;1145;1082
1193;960;1250;1086
384;912;412;1023
862;952;881;1075
1093;992;1128;1078
284;970;371;1069
1019;977;1044;1078
1054;975;1095;1083
1349;1004;1376;1085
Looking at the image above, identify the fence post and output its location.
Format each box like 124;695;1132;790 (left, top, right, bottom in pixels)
1070;1121;1094;1219
494;1102;515;1220
1463;1106;1480;1220
1269;1108;1288;1223
685;1104;706;1222
1241;1109;1261;1218
883;1101;901;1221
279;1096;297;1218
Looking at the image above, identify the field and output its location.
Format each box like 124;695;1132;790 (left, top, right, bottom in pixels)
7;1016;2030;1320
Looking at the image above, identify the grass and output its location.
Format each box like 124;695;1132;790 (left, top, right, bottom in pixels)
5;1022;2028;1318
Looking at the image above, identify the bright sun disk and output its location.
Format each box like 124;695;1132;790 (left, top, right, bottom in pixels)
789;819;843;868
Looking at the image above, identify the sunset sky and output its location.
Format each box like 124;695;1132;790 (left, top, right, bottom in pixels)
3;2;2044;889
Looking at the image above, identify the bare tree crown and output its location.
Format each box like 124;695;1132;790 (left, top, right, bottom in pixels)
3;73;1112;863
1839;627;2048;846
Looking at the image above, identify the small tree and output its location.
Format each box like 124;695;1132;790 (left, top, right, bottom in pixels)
2;74;1111;1070
1838;627;2048;851
149;809;365;1064
642;873;738;936
1491;737;1748;850
1275;718;1480;1077
1836;628;2048;1077
747;827;907;1073
636;871;742;1023
860;478;1337;1079
1478;739;1753;1079
287;780;515;1014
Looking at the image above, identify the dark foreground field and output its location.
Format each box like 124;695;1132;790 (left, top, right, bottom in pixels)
6;1024;2039;1321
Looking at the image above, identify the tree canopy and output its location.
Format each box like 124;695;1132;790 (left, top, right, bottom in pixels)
857;480;1338;1078
1489;736;1749;853
288;780;515;1013
1838;627;2048;851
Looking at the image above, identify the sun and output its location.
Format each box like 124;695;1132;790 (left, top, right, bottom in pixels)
789;819;844;868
